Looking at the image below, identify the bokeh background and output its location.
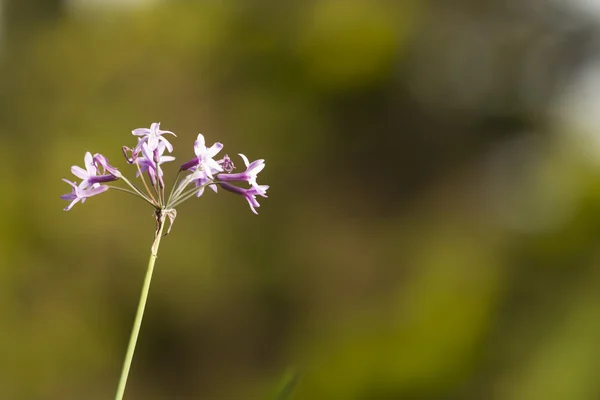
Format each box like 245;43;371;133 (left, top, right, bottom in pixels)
3;0;600;399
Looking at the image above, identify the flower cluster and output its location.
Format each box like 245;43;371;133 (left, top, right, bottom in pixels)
61;123;269;217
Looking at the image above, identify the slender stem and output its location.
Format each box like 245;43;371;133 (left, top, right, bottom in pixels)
167;170;182;205
135;159;159;206
167;181;213;209
170;173;195;204
119;176;156;206
115;213;166;400
107;186;156;207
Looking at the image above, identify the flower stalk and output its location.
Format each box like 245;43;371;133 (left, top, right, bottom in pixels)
115;211;166;400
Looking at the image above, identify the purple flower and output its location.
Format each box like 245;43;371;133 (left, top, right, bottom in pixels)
221;182;269;215
217;154;235;173
180;134;223;179
137;142;175;186
60;179;109;211
70;152;118;189
132;122;176;153
216;154;265;187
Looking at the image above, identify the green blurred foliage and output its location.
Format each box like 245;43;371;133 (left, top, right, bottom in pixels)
2;0;600;399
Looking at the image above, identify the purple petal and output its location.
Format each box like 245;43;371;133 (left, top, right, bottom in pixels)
141;143;154;165
159;137;174;152
239;153;250;167
84;152;95;174
71;166;88;180
62;178;77;188
82;185;109;198
64;198;81;211
207;142;223;158
60;193;76;201
160;156;176;163
194;135;206;157
148;136;159;151
132;128;151;136
245;196;260;214
247;160;265;175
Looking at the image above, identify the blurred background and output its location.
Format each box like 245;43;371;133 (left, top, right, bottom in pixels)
3;0;600;399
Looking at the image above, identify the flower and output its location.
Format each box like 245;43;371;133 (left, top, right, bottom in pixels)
220;182;269;214
216;154;265;187
70;152;119;189
217;154;235;173
137;142;175;186
132;122;176;153
180;133;223;179
60;179;109;211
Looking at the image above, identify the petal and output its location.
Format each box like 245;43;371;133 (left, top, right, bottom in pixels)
206;159;224;172
194;134;206;153
71;166;88;180
207;142;223;158
238;153;250;167
81;185;109;198
247;160;265;175
252;185;269;197
62;178;77;188
141;142;154;164
148;136;159;151
84;152;95;173
132;128;151;136
160;156;176;163
64;198;81;211
159;137;174;152
245;196;260;214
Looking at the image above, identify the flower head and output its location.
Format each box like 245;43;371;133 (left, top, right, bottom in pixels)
61;122;269;215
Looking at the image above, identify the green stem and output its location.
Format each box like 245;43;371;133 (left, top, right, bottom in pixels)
115;212;166;400
167;181;213;209
166;170;182;205
107;186;156;208
119;176;156;207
